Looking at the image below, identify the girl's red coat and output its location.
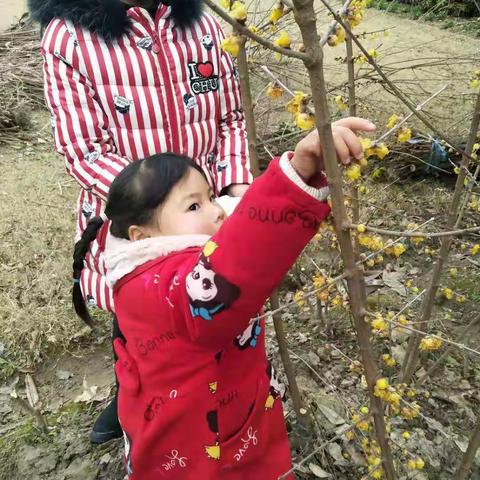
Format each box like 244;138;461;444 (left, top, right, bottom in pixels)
112;157;330;479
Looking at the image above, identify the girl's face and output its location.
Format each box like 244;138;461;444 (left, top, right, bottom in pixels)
128;168;226;240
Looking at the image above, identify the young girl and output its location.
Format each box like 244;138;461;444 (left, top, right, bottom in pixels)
73;118;375;479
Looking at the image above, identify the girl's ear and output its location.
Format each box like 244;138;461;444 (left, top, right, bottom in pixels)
128;225;151;241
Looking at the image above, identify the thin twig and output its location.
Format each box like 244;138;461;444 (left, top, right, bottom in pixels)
203;0;308;61
349;224;480;239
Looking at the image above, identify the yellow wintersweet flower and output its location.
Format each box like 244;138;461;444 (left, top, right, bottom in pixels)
219;0;231;9
359;136;373;151
331;295;345;308
456;294;466;304
442;287;454;300
382;354;396;367
313;274;326;289
328;25;346;46
419;336;443;351
266;82;284;100
248;25;259;34
471;243;480;255
269;2;284;24
293;290;306;307
407;457;425;470
471;79;480;90
360;406;369;415
375;377;389;391
296;113;316;131
397;127;412;143
369;143;390;160
345;430;355;441
275;31;292;49
415;458;425;470
386;114;399;129
402;431;411;440
371;315;387;332
371;468;384;479
335;95;348;111
230;1;247;21
220;35;242;57
286;90;307;115
401;402;420;420
345;164;362;182
357;224;366;233
392;243;406;257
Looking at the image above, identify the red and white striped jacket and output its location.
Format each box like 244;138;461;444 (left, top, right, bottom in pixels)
40;3;252;311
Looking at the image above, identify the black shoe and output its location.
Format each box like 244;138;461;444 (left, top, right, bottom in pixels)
89;395;123;444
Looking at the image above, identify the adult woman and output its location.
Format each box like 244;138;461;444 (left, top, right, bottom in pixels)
30;0;252;443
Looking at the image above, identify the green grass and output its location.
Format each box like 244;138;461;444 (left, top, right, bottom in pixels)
369;0;480;36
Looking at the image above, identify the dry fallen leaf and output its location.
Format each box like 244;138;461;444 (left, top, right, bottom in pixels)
308;463;332;478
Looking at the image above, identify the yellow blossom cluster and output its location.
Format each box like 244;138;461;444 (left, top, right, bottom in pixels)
374;378;404;412
371;313;387;333
406;223;426;246
397;127;412;143
269;1;286;24
401;402;420;420
359;137;390;160
344;164;362;182
266;82;284;100
313;273;336;304
275;30;291;49
358;233;384;251
384;242;406;258
407;457;425;470
220;0;247;21
351;412;371;431
273;30;292;60
327;25;346;47
386;114;399;129
382;353;396;367
470;69;480;89
285;90;316;131
419;335;443;352
293;290;306;308
468;196;480;213
220;35;242;57
356;48;378;65
335;95;348;111
441;287;454;300
345;0;372;28
471;243;480;255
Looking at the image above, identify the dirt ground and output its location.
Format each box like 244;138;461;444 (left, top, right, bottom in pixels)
1;5;480;480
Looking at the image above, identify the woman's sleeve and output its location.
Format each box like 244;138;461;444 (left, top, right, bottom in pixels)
164;152;331;350
41;19;131;201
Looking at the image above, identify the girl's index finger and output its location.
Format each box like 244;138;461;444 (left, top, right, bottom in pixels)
333;117;377;132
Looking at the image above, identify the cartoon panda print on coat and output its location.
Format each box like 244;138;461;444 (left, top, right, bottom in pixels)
265;363;286;410
186;254;240;321
204;410;220;460
235;317;262;350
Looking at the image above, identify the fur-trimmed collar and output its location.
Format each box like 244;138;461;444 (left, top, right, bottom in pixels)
104;233;210;288
28;0;203;42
